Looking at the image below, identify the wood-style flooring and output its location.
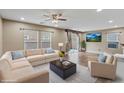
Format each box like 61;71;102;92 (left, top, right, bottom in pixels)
65;52;98;67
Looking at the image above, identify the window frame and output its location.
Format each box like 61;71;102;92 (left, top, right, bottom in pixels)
107;32;120;49
24;30;52;49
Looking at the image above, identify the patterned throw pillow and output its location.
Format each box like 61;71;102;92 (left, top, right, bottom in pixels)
45;48;55;54
26;49;42;56
98;53;107;63
11;51;25;60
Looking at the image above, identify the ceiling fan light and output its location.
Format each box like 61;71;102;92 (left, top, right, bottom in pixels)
96;9;103;12
52;20;58;23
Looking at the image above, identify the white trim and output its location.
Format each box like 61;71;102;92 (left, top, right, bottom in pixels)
86;50;100;54
37;31;39;48
50;32;52;48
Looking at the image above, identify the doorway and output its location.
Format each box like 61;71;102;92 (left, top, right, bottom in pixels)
70;33;80;53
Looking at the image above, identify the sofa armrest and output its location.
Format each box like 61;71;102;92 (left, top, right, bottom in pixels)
16;70;49;83
0;58;12;72
88;61;97;71
54;50;59;54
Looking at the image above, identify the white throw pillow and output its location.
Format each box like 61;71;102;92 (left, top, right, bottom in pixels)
105;55;113;64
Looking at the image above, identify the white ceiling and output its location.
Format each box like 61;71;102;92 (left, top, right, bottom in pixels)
0;9;124;32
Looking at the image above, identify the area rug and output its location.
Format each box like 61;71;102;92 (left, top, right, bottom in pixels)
34;63;98;83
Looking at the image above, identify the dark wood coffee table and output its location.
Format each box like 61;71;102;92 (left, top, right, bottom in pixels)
50;60;76;79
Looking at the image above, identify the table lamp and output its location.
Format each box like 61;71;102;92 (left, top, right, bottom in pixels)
58;43;64;51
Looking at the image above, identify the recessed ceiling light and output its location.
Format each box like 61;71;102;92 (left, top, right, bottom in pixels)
108;20;113;23
55;24;58;27
20;17;24;20
114;25;118;28
96;9;103;12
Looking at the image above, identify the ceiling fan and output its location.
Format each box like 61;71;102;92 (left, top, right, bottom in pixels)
42;13;67;24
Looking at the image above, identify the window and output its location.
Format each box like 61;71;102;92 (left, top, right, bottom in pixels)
40;32;51;48
24;30;52;49
107;32;119;42
108;42;119;48
24;30;39;49
107;32;119;48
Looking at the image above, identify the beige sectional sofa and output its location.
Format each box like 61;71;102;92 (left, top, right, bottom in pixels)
25;49;59;66
0;48;59;83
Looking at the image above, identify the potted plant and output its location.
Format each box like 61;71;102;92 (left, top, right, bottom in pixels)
81;40;86;52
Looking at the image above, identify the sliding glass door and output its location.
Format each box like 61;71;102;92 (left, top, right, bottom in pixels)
71;33;79;50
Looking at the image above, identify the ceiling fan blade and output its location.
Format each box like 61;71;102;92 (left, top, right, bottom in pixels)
40;21;45;24
43;14;50;18
58;18;67;21
58;13;62;17
44;18;51;21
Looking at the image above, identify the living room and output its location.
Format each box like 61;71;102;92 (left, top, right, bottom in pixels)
0;9;124;83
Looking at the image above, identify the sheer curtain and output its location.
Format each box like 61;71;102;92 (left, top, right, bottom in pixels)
65;29;81;52
65;29;72;52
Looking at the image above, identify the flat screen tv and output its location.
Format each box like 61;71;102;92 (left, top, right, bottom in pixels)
86;32;102;42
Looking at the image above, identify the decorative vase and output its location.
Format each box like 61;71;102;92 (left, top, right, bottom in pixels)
60;57;63;62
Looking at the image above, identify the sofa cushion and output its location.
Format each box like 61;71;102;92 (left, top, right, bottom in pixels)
27;55;46;62
45;48;55;54
26;49;45;57
44;53;59;59
11;58;31;70
11;51;25;60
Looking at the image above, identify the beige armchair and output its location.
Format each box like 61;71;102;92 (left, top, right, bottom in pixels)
88;55;117;80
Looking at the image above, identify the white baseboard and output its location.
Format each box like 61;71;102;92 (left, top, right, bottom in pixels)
86;50;100;54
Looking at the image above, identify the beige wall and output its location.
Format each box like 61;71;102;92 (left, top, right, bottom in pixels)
3;19;67;53
83;28;124;54
4;19;124;54
0;17;3;56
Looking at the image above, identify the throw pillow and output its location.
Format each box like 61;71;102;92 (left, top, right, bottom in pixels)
98;53;107;63
11;51;25;60
45;48;55;54
26;49;42;56
105;55;114;64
